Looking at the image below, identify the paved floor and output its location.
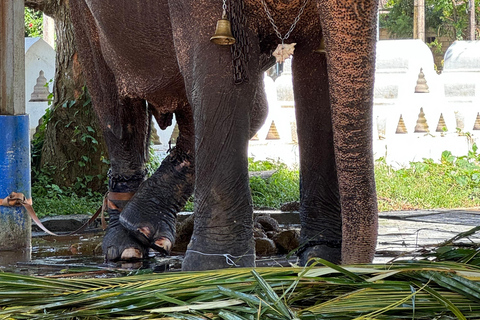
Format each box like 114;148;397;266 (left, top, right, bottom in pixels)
375;209;480;263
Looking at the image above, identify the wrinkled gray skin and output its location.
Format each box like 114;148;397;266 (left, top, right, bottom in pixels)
70;0;378;271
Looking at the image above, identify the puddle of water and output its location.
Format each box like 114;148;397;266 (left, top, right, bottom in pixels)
0;232;184;277
0;231;298;277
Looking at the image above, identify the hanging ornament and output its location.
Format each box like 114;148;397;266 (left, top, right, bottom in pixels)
210;0;235;45
261;0;309;63
273;43;296;63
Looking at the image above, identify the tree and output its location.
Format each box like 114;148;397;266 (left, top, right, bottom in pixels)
380;0;479;41
25;0;109;195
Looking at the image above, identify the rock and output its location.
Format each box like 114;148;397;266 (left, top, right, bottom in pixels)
266;231;276;239
255;215;280;232
273;229;300;253
280;201;300;212
173;214;194;252
254;227;266;238
255;237;277;256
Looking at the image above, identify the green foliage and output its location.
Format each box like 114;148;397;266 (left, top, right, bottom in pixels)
31;166;103;217
376;143;480;211
145;143;163;177
380;0;479;40
248;158;299;209
33;146;480;216
31;86;108;216
24;8;43;37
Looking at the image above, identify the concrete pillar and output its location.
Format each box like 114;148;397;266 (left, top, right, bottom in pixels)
0;0;32;252
413;0;425;42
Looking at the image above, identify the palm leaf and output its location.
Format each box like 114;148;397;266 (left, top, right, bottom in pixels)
1;260;480;319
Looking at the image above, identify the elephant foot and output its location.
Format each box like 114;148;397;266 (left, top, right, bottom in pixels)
119;205;175;256
102;210;149;261
182;248;255;271
298;240;342;266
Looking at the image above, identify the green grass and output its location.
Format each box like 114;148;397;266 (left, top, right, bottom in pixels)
31;147;480;217
376;148;480;211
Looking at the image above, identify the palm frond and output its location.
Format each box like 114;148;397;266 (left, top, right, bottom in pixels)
1;260;480;319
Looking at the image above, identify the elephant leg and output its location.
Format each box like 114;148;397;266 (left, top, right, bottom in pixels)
317;0;379;264
292;35;342;265
101;98;151;261
119;102;195;256
169;1;261;271
69;1;151;260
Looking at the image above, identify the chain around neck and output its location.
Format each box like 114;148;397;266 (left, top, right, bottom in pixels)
261;0;309;44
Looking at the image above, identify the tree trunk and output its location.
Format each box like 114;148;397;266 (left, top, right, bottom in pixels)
468;0;476;40
25;0;109;194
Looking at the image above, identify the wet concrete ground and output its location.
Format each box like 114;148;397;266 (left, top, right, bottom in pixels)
0;209;479;276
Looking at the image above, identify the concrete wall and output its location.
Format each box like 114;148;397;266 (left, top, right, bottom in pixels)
25;37;55;138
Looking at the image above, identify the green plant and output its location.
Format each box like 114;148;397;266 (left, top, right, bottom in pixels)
376;144;480;211
380;0;480;40
24;8;43;37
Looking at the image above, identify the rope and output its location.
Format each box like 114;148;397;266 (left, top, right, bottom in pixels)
186;249;255;267
0;191;109;236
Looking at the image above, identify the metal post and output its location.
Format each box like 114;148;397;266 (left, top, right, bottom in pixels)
0;0;32;253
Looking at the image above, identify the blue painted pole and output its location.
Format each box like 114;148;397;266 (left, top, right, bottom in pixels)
0;115;32;250
0;0;31;256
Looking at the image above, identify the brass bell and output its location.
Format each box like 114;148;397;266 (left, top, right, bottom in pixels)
210;13;235;46
314;36;326;54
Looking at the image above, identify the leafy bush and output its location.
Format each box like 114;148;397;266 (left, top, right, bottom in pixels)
24;8;43;37
248;158;299;209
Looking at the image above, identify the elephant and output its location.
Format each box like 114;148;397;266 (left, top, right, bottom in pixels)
69;0;379;271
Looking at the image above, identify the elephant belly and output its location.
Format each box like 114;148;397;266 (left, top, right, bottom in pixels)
85;0;182;98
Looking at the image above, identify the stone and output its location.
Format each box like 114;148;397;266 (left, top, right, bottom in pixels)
414;68;429;93
265;121;280;140
173;214;194;252
436;113;448;132
414;107;429;133
255;237;277;256
395;115;408;134
29;70;50;102
473;113;480;130
273;229;300;253
255;215;280;232
442;41;480;104
253;227;266;239
280;201;300;212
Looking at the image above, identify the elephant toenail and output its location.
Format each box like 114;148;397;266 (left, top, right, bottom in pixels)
121;248;143;260
138;226;152;238
154;237;172;253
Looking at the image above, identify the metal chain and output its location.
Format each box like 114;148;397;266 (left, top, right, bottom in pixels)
229;0;249;84
261;0;309;43
222;0;227;18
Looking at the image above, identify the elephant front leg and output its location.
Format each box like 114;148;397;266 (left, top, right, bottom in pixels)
318;0;379;264
169;1;261;271
119;104;195;256
292;38;342;265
